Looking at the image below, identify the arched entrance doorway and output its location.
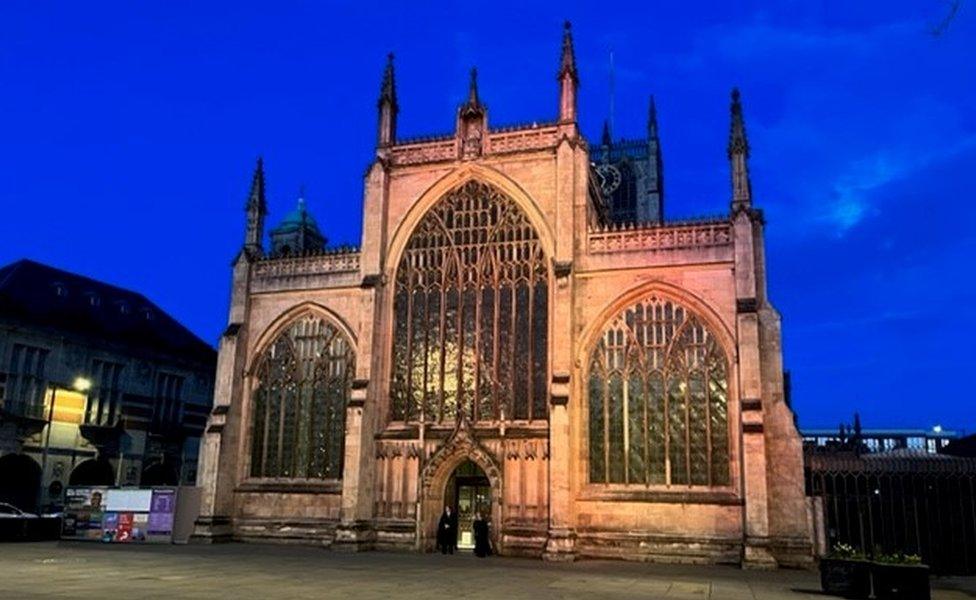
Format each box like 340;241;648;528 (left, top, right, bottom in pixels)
0;454;41;511
69;457;115;486
446;460;490;549
419;424;503;553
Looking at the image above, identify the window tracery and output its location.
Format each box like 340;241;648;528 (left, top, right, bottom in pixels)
588;297;729;486
390;180;549;424
250;314;353;479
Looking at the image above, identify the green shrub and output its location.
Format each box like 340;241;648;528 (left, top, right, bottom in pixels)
874;552;923;565
827;543;867;560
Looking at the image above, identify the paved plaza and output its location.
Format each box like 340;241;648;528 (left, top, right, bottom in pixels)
0;542;973;599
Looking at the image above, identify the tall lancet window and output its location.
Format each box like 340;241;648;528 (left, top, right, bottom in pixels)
250;314;353;479
588;297;730;487
390;180;549;424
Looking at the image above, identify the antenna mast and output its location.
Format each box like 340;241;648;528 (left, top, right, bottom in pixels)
609;49;615;140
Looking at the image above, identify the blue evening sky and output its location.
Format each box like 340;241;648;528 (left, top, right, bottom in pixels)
1;2;973;431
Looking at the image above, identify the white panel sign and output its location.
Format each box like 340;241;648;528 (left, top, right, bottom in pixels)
106;489;153;512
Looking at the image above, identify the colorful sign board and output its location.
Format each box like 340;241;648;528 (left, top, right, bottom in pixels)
148;489;176;538
61;486;109;540
63;486;178;544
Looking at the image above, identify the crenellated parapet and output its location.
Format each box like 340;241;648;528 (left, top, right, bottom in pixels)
251;248;361;292
388;122;564;167
587;217;732;255
389;137;457;167
488;122;562;155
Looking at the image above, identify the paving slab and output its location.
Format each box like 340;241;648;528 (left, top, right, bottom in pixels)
0;542;972;599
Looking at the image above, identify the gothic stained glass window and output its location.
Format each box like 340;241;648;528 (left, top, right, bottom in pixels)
250;315;353;479
588;298;730;487
390;180;549;424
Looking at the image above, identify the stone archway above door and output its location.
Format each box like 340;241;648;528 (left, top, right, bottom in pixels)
417;420;504;552
420;420;503;498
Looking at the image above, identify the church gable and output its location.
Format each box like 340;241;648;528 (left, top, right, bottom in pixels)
195;22;810;569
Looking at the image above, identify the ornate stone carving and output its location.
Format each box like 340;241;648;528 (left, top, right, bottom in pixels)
503;439;549;462
389;123;561;167
420;419;502;496
251;250;361;293
390;139;456;166
588;219;732;254
488;124;560;155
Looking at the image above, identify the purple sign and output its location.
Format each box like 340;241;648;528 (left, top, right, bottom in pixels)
148;489;176;536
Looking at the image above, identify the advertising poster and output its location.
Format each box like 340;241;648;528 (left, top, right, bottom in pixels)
101;512;118;542
62;486;109;540
132;513;148;542
148;488;176;541
114;512;133;542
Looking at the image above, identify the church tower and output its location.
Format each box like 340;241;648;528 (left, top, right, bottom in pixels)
591;95;664;224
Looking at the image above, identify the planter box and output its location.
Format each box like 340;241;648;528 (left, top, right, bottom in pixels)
819;558;872;599
872;563;930;600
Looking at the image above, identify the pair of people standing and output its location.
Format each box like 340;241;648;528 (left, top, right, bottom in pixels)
436;506;491;557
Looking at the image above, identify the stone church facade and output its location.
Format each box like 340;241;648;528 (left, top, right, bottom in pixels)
193;24;813;567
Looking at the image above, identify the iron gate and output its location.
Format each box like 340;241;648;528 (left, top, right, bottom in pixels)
806;452;976;575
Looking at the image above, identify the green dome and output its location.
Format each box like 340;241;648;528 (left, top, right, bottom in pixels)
269;194;327;256
271;197;323;236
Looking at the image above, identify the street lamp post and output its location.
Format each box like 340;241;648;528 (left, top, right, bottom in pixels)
38;376;91;512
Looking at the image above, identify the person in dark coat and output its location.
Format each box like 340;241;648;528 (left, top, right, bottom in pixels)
436;505;457;554
472;510;491;558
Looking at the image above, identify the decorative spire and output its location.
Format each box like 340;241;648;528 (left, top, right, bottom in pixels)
601;120;611;146
728;88;752;210
647;95;665;223
728;87;749;159
648;95;659;139
558;20;578;82
457;67;487;158
377;53;398;147
243;157;267;256
465;67;482;110
245;157;266;213
557;21;579;123
378;53;397;108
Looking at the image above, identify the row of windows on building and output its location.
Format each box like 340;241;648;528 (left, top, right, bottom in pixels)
0;342;187;429
49;281;155;319
246;295;733;488
803;434;951;454
246;184;733;486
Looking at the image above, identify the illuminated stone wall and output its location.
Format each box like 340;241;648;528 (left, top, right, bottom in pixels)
194;35;812;567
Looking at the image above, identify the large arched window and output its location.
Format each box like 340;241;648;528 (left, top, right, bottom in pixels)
588;297;730;487
250;314;353;479
390;180;549;424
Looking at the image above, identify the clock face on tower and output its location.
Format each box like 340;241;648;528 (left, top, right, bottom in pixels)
595;163;622;195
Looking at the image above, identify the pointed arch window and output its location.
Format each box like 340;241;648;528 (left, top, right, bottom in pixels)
249;314;353;479
588;297;730;487
390;180;549;424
